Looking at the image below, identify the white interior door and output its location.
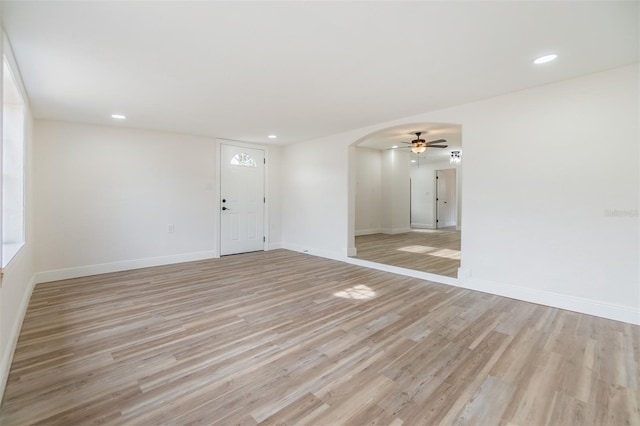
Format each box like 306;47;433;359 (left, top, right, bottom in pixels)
220;144;265;255
436;169;456;228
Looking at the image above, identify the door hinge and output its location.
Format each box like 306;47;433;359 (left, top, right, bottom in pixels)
263;236;266;242
263;158;266;164
264;197;266;203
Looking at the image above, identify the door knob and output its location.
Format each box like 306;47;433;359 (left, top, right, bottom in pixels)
222;206;231;211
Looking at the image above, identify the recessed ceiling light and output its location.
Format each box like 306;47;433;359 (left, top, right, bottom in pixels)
111;114;126;119
268;135;277;139
392;145;399;149
534;54;558;65
411;160;416;163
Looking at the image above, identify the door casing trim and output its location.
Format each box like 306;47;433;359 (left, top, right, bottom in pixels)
216;139;269;257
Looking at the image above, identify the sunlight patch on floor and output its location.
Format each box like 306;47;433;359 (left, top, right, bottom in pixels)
428;248;461;260
398;245;461;260
333;284;376;300
398;245;438;253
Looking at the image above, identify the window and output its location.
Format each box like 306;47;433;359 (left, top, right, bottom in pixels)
2;57;26;267
230;153;257;168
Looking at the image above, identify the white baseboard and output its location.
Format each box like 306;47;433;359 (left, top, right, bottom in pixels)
381;227;411;235
355;228;382;236
281;243;345;262
0;275;36;401
345;257;460;287
410;223;435;229
35;250;219;284
460;277;640;325
356;228;412;236
439;221;456;228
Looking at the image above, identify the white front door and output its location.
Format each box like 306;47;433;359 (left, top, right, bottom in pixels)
220;144;265;255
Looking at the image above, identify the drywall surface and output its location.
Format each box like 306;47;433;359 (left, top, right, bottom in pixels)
354;147;381;235
33;121;218;273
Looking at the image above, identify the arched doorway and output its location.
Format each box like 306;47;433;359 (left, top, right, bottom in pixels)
349;122;463;278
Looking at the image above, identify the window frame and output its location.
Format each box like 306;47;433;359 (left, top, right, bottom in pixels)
230;152;258;168
1;35;28;270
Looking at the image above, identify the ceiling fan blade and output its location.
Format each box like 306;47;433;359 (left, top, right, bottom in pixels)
428;145;448;148
426;139;447;145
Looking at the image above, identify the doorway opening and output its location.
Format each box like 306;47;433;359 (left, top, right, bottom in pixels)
350;122;462;278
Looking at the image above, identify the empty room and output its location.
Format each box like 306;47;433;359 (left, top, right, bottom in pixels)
0;1;638;425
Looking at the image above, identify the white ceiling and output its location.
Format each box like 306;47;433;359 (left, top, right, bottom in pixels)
2;1;638;145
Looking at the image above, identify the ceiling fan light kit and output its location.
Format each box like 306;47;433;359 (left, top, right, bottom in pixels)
400;131;448;155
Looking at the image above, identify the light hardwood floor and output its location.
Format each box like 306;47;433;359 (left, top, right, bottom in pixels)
1;250;638;425
355;229;461;277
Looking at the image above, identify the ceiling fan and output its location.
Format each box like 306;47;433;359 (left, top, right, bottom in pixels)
399;132;448;154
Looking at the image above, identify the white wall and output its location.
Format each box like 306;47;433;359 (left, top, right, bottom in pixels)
452;66;639;322
354;147;381;235
0;23;37;400
281;134;351;258
282;64;640;324
34;121;220;277
381;149;410;233
34;121;283;280
354;147;411;236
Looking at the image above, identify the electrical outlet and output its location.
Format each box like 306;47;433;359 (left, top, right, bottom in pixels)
168;224;174;233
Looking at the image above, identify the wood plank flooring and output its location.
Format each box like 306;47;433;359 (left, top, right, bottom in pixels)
1;249;638;425
355;229;461;277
